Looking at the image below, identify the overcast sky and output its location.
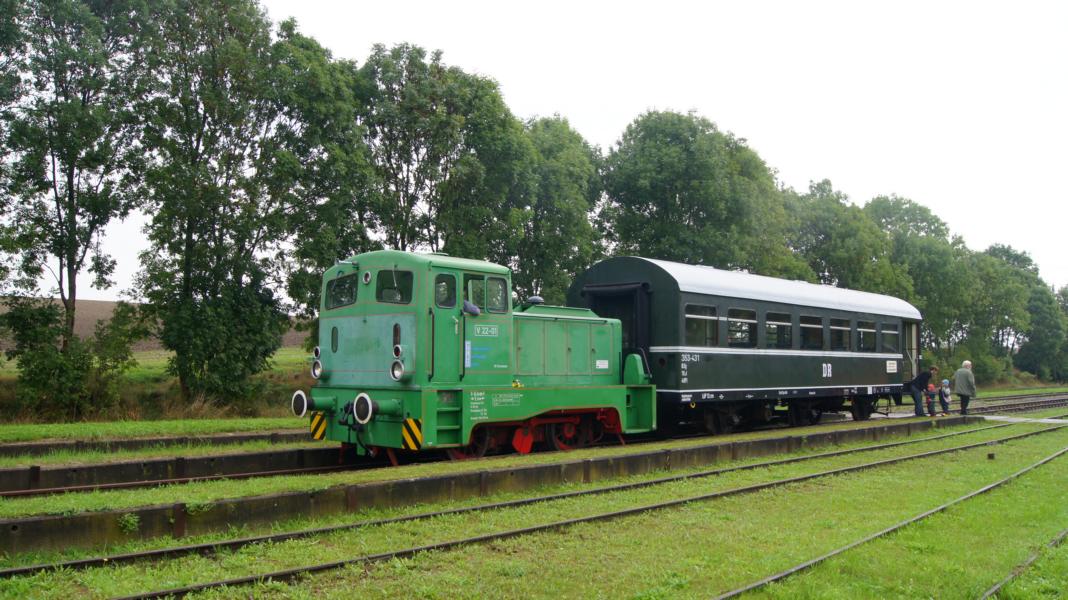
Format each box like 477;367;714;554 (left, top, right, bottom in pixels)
78;0;1068;301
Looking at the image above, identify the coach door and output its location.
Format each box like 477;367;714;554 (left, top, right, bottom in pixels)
430;271;461;384
582;283;650;352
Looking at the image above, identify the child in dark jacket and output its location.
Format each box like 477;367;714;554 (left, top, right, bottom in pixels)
938;379;952;416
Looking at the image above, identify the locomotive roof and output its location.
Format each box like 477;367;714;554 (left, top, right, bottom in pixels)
636;257;922;320
340;250;510;275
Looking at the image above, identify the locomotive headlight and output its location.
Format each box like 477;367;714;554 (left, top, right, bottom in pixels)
291;390;309;418
312;346;321;359
389;359;406;382
353;393;375;425
311;359;324;379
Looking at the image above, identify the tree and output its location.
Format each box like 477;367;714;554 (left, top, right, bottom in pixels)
358;44;533;258
602;111;749;267
864;195;949;239
787;180;911;297
507;116;601;304
277;24;378;347
1015;284;1065;380
966;252;1030;357
137;0;302;401
3;0;155;348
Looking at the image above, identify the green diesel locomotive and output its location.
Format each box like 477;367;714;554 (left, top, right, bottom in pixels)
290;250;656;462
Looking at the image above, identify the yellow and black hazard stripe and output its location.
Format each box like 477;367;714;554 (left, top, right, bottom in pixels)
401;418;423;451
309;411;327;440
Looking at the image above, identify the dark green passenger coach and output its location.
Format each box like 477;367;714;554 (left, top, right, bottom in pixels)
292;250;655;461
567;257;923;433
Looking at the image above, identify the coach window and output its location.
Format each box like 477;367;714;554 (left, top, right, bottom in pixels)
766;312;792;349
684;305;718;347
830;318;851;351
325;273;358;309
800;315;824;350
858;321;877;352
727;308;757;348
882;323;900;352
376;270;413;304
486;277;509;313
434;274;456;308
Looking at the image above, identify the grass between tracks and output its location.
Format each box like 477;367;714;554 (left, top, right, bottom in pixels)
998;538;1068;598
0;419;994;518
0;424;1065;598
753;442;1068;598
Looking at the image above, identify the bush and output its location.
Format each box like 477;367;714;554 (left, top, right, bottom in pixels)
0;298;148;420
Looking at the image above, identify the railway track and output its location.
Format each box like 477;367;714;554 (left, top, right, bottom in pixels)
7;421;1062;598
884;393;1068;418
979;525;1068;599
4;394;1062;500
713;444;1068;599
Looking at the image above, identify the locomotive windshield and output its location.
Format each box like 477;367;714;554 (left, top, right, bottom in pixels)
376;270;413;304
325;273;358;309
486;277;508;312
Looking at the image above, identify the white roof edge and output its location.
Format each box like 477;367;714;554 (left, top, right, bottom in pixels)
635;257;922;320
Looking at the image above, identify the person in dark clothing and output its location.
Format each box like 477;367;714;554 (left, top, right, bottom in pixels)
908;367;939;417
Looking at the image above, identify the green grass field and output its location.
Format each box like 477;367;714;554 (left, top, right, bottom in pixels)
1;422;1064;598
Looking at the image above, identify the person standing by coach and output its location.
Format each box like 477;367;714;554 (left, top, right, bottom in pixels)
954;360;977;415
908;366;939;417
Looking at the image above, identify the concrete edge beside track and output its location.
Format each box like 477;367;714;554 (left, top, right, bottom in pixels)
0;446;348;495
0;430;309;457
0;416;981;554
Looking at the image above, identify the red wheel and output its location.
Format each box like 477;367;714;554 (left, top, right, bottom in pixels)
446;427;490;460
548;421;586;451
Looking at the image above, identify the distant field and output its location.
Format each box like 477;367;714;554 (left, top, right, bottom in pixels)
0;298;307;351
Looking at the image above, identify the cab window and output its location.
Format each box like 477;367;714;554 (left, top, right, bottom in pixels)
464;274;485;308
375;270;413;304
487;277;509;312
435;274;456;308
325;273;358;309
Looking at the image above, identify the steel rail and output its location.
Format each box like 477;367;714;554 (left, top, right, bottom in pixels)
113;425;1068;599
979;525;1068;599
713;446;1068;599
970;398;1068;415
0;420;1017;580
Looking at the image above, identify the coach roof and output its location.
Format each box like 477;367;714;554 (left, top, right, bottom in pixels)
636;257;922;320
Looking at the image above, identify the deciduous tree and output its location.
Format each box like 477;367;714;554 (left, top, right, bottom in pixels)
507;116;601;304
138;0;303;401
3;0;154;347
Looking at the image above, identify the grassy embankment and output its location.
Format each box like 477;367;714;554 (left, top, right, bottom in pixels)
0;422;1064;598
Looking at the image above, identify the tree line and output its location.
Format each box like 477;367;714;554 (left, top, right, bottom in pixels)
1;0;1065;418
